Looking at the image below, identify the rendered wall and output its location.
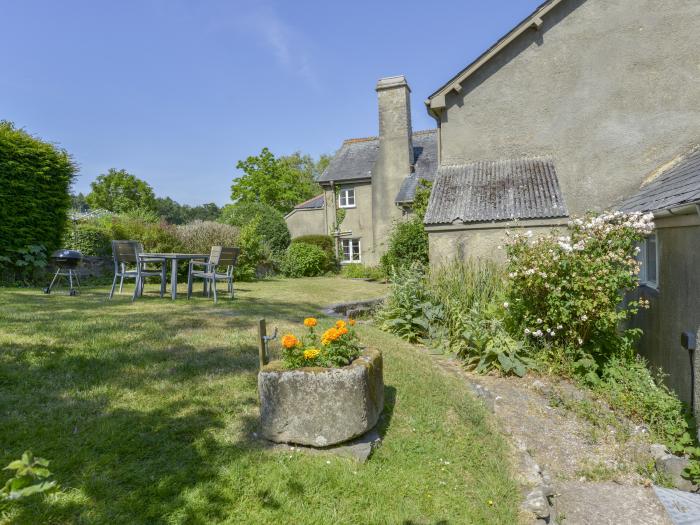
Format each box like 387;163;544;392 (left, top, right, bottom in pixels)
324;183;377;265
285;208;327;239
436;0;700;215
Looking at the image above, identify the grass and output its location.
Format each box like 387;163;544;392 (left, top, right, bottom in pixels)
0;277;519;524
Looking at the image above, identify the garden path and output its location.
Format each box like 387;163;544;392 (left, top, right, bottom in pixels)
423;348;673;525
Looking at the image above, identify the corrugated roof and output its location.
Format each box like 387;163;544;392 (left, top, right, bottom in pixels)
620;148;700;213
293;194;325;210
424;157;568;225
317;130;437;203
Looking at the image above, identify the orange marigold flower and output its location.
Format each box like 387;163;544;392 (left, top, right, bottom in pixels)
303;348;320;360
281;334;299;349
335;320;346;329
321;327;342;345
304;317;317;327
338;327;348;335
349;319;356;326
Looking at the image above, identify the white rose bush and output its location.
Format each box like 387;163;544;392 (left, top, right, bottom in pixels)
504;211;654;356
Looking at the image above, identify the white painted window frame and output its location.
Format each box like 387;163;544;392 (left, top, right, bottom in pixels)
638;232;659;289
341;238;361;264
338;187;356;209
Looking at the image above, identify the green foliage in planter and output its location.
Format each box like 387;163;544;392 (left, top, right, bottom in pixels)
0;121;76;267
219;201;290;254
281;242;330;278
380;216;428;274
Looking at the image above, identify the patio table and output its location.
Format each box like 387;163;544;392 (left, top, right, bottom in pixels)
140;253;209;300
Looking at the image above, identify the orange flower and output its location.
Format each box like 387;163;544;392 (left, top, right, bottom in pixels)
349;319;356;326
304;317;317;328
338;327;348;336
281;334;299;349
321;327;342;345
335;320;347;329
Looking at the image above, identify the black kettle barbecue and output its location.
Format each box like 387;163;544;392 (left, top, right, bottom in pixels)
43;249;83;295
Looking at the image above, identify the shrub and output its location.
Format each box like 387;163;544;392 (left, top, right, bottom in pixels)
62;222;112;256
219;201;290;254
174;220;239;255
340;264;385;280
281;242;330;278
291;235;335;264
504;211;654;355
0;122;76;277
377;263;434;343
380;216;428;274
235;218;273;281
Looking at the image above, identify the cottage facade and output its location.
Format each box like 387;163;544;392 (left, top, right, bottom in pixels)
285;77;437;266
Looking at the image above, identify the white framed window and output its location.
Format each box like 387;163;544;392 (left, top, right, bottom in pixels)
638;232;659;289
338;187;355;208
341;238;361;263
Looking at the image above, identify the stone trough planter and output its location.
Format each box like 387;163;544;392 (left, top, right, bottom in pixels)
258;348;384;447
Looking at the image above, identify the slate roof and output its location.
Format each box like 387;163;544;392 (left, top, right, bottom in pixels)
424;157;568;225
292;194;325;210
317;130;438;204
620;148;700;213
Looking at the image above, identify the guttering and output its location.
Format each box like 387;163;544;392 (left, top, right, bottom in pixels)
651;202;700;218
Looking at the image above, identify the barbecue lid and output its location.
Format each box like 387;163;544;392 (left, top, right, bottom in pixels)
51;249;83;259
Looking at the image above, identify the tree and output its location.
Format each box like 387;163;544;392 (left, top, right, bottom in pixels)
70;192;89;213
231;148;325;214
219;201;290;254
86;169;156;213
154;197;221;225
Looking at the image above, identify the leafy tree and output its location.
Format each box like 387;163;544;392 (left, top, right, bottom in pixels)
86;169;156;213
70;192;89;213
231;148;325;214
219;201;290;254
154;198;221;225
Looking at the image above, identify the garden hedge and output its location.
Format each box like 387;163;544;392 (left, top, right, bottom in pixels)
219;201;290;254
0;121;76;256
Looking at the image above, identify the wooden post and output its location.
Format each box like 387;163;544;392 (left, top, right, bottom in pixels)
258;318;267;369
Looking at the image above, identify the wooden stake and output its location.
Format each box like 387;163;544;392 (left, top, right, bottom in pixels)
258;318;267;369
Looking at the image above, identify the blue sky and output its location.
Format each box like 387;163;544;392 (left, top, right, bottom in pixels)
1;0;542;206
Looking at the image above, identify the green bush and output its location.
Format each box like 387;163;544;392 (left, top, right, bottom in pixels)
235;218;273;281
340;264;385;280
281;242;330;278
62;222;112;256
291;235;335;262
0;121;76;278
504;211;654;355
380;216;428;274
219;202;290;254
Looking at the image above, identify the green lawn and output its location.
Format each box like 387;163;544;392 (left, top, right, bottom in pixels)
0;277;518;524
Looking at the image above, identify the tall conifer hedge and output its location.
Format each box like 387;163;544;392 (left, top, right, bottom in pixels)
0;121;76;257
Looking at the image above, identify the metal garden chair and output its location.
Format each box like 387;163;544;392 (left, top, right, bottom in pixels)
187;246;239;304
108;240;167;301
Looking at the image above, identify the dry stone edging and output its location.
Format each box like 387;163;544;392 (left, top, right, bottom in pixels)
323;297;386;319
651;443;700;493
